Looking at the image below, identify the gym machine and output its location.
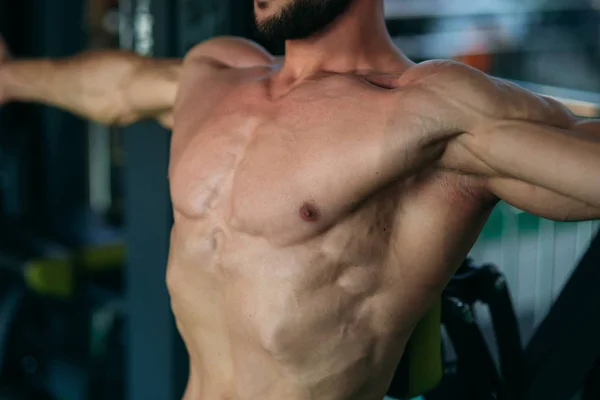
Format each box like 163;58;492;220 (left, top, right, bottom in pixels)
386;258;524;400
1;1;600;400
523;230;600;400
387;88;600;400
387;229;600;400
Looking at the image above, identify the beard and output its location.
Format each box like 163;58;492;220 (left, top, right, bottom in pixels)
255;0;354;42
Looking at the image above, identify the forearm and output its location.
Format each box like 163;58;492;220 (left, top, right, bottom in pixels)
462;119;600;207
0;50;181;125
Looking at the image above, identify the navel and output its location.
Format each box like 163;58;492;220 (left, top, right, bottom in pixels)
299;202;321;223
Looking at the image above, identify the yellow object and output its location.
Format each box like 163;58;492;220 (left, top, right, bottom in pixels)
78;242;125;272
406;299;443;398
25;257;75;298
23;242;125;299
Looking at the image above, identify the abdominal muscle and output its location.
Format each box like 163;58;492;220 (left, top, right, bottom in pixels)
167;213;418;400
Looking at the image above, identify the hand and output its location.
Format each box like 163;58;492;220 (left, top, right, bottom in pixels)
0;34;11;105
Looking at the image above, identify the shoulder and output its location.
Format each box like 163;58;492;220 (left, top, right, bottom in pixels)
398;59;530;103
399;60;574;126
176;37;276;107
392;60;498;114
184;36;275;69
399;60;476;82
398;60;501;97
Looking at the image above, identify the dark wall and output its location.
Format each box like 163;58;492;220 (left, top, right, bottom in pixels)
0;0;88;244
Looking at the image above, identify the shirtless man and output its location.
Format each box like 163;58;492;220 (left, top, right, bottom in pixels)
1;0;600;399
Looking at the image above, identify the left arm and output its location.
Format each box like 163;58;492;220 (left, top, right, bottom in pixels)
448;111;600;220
426;62;600;220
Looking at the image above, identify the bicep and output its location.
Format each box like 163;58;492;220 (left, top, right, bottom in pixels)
443;117;600;219
440;131;600;221
487;178;600;221
487;119;600;221
453;118;600;207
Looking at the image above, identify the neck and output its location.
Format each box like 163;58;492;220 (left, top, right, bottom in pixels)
279;0;409;81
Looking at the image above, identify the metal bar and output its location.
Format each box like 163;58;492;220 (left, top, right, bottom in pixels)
545;97;600;118
512;80;600;117
384;0;596;20
524;231;600;400
123;122;184;400
121;0;187;400
121;1;255;399
443;297;504;399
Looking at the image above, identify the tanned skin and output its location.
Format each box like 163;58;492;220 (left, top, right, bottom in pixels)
1;1;600;399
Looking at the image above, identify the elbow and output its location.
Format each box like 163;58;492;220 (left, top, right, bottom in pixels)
92;88;141;126
108;110;141;127
89;108;131;127
91;102;140;126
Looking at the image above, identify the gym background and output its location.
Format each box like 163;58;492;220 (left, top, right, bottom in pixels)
0;0;599;400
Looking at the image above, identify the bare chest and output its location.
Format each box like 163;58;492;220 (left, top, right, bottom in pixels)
169;75;445;245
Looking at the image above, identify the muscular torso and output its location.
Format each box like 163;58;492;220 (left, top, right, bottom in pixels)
165;52;554;400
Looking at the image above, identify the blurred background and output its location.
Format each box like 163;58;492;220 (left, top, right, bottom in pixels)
0;0;599;399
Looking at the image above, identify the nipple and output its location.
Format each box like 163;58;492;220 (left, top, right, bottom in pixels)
299;203;320;223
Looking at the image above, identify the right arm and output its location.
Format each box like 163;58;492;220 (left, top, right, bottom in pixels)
0;36;274;129
0;48;181;128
